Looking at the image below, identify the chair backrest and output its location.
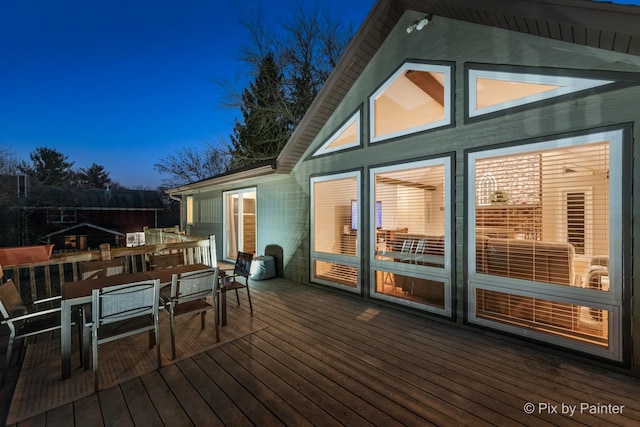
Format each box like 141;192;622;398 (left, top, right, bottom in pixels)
234;252;253;278
0;279;25;321
92;279;160;326
413;239;426;255
169;268;218;304
400;239;415;254
80;258;126;280
149;252;184;270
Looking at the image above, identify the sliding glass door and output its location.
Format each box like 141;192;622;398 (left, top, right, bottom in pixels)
223;188;256;261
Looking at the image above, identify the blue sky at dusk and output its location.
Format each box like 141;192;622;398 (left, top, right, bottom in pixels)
1;0;374;188
1;0;637;189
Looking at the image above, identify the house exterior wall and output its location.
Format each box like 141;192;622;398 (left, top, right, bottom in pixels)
182;12;640;375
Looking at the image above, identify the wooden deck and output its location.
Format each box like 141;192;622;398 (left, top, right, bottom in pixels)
3;277;640;426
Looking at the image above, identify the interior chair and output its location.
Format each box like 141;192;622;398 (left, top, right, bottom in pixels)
161;267;219;359
0;279;61;386
91;278;160;393
584;255;609;321
398;239;416;263
149;252;184;270
79;258;126;280
411;239;426;264
220;252;254;316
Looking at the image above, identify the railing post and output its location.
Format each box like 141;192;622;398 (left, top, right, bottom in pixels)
99;243;112;260
209;235;217;267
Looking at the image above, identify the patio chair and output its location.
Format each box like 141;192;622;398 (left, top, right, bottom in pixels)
79;258;126;280
219;252;253;316
0;279;61;386
91;278;161;393
78;257;127;368
161;267;219;359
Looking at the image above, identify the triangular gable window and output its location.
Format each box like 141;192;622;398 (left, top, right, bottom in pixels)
370;62;453;143
468;68;614;119
313;111;360;156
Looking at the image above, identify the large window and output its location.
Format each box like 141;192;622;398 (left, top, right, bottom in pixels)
223;188;256;261
468;129;624;360
370;157;452;315
370;62;453;143
310;172;361;291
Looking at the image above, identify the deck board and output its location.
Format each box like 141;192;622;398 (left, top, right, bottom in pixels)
72;393;104;427
3;277;640;426
119;377;162;427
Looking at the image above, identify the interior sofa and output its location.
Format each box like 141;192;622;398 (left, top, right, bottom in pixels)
475;237;577;329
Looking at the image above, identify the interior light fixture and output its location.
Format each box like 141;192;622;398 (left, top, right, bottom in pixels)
406;14;433;33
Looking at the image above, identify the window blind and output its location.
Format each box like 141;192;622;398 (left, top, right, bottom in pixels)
474;141;609;286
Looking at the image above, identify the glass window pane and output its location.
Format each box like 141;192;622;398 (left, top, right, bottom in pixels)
313;176;358;256
374;164;446;268
315;261;357;288
374;270;445;309
476;289;607;347
371;63;452;142
314;112;360;156
474;141;609;284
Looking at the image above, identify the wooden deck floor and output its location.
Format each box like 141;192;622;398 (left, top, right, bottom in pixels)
3;277;640;426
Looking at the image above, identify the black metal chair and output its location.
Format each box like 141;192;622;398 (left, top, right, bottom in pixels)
219;252;254;316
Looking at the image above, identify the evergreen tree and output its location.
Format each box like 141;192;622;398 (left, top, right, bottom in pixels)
229;52;290;168
76;163;111;188
225;7;353;168
19;147;74;186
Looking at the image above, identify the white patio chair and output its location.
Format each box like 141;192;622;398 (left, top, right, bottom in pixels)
0;279;61;386
91;278;160;393
161;267;219;360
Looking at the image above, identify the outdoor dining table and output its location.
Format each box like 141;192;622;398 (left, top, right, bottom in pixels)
60;263;215;380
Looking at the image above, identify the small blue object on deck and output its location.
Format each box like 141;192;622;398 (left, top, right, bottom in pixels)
250;256;276;280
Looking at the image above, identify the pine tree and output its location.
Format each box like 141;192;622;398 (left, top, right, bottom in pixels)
229;52;291;168
19;147;74;186
76;163;111;188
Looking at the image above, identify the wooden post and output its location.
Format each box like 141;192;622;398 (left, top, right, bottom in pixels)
99;243;111;260
209;235;217;267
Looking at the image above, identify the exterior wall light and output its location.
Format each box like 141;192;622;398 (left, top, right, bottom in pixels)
407;14;433;33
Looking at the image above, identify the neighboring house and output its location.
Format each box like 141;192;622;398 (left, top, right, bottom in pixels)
20;187;168;250
166;0;640;376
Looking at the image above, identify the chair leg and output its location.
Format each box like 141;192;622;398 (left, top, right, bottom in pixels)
92;329;99;393
81;322;91;369
214;300;219;343
235;289;240;306
155;326;161;368
78;305;91;370
1;332;15;387
170;312;176;360
246;286;253;316
200;312;205;330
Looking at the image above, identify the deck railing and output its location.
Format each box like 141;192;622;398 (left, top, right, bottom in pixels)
143;226;195;245
1;235;216;303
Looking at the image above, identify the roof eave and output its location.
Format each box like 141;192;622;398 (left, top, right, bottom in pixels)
165;163;278;196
